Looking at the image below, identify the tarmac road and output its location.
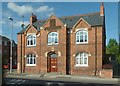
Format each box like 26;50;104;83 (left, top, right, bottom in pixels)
3;78;118;86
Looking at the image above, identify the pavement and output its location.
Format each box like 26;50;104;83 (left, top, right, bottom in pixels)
3;70;120;85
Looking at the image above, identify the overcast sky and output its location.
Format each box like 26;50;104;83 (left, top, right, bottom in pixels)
1;2;119;45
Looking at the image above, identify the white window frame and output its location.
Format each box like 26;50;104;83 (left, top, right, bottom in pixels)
76;29;88;44
4;41;7;46
26;54;36;66
27;33;36;47
48;32;58;45
75;52;88;67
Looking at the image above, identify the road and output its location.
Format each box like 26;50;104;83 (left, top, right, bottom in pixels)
3;78;118;86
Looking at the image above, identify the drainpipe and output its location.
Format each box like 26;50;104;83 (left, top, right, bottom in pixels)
95;27;97;76
21;33;22;73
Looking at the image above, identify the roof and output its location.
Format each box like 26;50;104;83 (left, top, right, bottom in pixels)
18;12;104;34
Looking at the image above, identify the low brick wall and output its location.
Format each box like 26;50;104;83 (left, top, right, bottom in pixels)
99;69;113;78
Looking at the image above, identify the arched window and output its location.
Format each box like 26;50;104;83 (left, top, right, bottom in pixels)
48;32;58;45
26;53;36;66
75;52;88;66
76;30;88;44
27;34;36;46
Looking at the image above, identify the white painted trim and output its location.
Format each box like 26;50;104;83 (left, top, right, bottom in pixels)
47;43;59;45
26;64;36;66
26;33;36;47
75;64;88;67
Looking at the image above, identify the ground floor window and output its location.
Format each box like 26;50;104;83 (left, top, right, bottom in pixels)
26;53;36;66
75;52;88;66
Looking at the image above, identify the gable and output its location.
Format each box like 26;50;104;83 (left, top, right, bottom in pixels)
73;18;91;30
24;25;37;35
42;15;65;30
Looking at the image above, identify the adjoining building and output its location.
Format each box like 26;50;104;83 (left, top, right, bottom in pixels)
1;35;17;69
17;3;106;76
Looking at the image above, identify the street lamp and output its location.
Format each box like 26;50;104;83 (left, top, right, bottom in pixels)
8;17;13;74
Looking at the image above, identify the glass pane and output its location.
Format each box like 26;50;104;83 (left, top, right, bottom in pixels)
76;36;79;42
80;36;83;42
76;58;79;64
30;57;32;64
80;58;83;64
31;39;33;45
76;32;79;36
52;37;54;43
34;38;36;45
27;58;29;64
27;40;29;45
48;37;51;44
50;53;58;58
55;37;58;43
84;58;87;64
34;58;35;64
85;34;87;42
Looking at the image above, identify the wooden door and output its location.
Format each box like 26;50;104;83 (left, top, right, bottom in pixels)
50;58;57;72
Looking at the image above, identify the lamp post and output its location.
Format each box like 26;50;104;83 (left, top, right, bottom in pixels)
8;17;13;74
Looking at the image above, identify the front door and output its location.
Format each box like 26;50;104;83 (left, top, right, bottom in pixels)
50;58;57;72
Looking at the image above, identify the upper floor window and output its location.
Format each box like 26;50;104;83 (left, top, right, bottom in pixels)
4;41;7;46
75;52;88;66
27;34;36;46
48;32;58;45
26;53;36;66
76;30;88;44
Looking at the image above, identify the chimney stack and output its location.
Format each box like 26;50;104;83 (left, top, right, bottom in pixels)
100;2;104;16
30;13;37;25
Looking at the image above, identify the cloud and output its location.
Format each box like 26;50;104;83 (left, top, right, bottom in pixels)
7;2;33;16
7;2;54;17
35;6;54;13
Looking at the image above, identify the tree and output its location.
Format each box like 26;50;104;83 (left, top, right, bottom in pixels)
106;39;120;63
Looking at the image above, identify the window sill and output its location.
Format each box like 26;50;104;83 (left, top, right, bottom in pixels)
26;45;36;47
47;43;58;46
75;64;88;67
76;42;88;45
26;64;36;66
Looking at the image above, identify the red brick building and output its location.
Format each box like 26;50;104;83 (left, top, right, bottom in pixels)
17;3;106;76
1;35;17;68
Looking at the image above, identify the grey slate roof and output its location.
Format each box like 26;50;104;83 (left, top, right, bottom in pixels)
18;12;103;34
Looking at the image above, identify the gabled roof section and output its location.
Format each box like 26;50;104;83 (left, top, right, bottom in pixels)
17;12;104;34
17;24;39;34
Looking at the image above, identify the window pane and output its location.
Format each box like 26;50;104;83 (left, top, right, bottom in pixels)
85;34;87;42
27;58;29;64
76;58;79;64
34;58;35;64
84;58;87;64
55;37;58;43
52;37;54;43
30;57;32;64
31;40;33;45
80;35;83;42
48;37;51;44
76;36;79;42
34;38;36;45
80;57;83;64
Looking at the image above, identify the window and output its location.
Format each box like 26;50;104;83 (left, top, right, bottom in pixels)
26;54;36;66
27;34;36;46
4;41;7;46
75;52;88;66
76;30;88;44
48;32;58;45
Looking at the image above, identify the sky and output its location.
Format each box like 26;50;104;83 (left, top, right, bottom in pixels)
1;2;119;45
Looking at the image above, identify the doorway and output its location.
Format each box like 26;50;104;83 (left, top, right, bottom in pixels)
47;53;58;72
